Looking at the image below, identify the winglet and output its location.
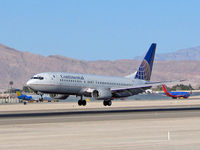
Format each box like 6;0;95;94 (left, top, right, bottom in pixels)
135;43;156;81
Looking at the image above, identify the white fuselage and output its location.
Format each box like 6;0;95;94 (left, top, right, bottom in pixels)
26;72;147;97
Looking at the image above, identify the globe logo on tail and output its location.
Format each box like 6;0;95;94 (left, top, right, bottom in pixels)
135;60;151;81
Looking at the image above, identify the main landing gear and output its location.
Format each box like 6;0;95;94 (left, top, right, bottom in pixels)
103;100;112;106
78;96;87;106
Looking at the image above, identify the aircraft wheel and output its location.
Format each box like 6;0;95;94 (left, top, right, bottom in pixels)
103;100;107;106
78;100;82;106
108;100;112;106
82;100;86;106
39;98;44;102
103;100;112;106
23;101;27;105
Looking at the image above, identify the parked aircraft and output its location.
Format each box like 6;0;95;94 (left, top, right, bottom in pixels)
16;91;55;105
162;84;191;99
26;43;177;106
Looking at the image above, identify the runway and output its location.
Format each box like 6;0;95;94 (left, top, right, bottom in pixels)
1;101;200;149
0;105;200;125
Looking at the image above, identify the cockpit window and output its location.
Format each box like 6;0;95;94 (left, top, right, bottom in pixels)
31;76;44;80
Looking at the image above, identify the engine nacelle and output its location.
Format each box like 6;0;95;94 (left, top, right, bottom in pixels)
92;89;112;100
49;94;69;100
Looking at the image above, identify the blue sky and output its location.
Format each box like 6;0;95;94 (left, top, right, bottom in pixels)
0;0;200;60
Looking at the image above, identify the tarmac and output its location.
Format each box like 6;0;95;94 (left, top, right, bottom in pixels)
1;97;200;150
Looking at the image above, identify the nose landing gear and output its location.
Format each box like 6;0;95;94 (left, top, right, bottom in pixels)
39;94;44;102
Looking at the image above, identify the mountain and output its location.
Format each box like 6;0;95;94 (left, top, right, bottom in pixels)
135;45;200;61
0;43;200;91
156;46;200;61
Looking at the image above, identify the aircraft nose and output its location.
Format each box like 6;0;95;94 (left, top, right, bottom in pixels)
26;79;34;88
26;79;39;92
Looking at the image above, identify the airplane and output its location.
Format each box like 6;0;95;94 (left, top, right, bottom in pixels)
16;90;34;105
26;43;178;106
16;90;55;105
16;91;32;100
162;84;191;99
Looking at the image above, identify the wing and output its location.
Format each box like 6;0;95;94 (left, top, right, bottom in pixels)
111;80;184;98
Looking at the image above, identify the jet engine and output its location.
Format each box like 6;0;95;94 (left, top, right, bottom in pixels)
49;94;69;100
92;89;112;100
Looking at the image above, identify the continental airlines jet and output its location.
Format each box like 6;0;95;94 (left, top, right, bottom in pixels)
26;43;171;106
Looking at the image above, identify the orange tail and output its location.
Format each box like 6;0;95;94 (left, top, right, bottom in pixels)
162;84;168;94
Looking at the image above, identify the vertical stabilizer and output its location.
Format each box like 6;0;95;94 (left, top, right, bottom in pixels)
16;91;22;96
135;43;156;81
162;84;169;94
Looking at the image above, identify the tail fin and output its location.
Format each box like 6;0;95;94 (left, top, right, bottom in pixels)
135;43;156;81
162;84;169;94
16;91;21;96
